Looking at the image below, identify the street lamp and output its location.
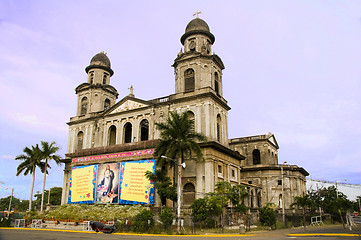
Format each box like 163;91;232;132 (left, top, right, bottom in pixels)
161;155;186;233
281;161;287;228
1;182;14;213
335;179;347;199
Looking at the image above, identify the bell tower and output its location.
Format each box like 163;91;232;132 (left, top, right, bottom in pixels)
173;17;225;98
75;52;118;116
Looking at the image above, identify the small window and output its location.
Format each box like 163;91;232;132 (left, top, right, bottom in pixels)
214;72;219;95
218;165;222;173
278;180;282;186
248;181;252;184
77;131;83;150
103;73;108;84
216;114;221;142
189;39;196;51
187;111;195;132
104;99;110;110
89;72;94;84
184;69;195;92
231;169;235;178
80;97;88;115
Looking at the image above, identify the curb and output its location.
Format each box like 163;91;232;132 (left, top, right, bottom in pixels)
0;228;255;237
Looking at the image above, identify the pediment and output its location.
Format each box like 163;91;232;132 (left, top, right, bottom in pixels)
267;134;279;149
109;99;149;114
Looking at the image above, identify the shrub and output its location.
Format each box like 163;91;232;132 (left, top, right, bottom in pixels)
131;209;154;233
259;204;276;228
159;207;174;230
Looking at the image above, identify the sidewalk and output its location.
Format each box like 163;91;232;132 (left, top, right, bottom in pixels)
251;225;361;238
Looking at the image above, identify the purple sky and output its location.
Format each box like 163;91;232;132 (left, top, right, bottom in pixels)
0;1;360;200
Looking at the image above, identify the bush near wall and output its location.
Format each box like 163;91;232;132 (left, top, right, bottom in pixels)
25;204;145;222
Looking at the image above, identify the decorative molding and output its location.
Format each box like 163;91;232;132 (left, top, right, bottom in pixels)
110;100;148;114
72;149;154;163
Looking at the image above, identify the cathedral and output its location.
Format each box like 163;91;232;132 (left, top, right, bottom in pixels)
61;17;308;217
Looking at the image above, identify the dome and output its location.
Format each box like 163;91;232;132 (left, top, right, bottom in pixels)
181;18;215;45
85;52;114;76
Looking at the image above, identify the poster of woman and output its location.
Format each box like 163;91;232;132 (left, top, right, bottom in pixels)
95;163;120;204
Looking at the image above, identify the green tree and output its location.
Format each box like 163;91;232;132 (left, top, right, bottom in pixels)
318;186;352;223
154;111;206;167
154;111;206;232
0;196;29;212
131;209;154;233
191;198;208;229
212;182;248;228
34;187;63;209
259;203;277;228
291;194;314;228
145;169;176;206
15;145;44;211
159;206;174;230
39;141;61;212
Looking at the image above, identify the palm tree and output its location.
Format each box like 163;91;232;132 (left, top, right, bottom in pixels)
292;194;314;229
39;141;61;212
154;111;206;165
154;111;206;233
15;144;43;211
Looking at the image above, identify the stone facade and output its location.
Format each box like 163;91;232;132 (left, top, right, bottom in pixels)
61;17;308;212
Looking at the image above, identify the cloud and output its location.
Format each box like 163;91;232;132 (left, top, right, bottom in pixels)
2;155;14;160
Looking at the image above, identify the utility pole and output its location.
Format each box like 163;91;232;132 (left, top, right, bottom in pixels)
8;188;14;213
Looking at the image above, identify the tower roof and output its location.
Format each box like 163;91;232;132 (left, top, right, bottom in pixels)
85;52;114;76
181;18;215;45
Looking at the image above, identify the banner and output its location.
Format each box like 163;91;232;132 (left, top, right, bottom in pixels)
95;163;120;204
119;160;155;204
68;159;155;205
68;165;97;204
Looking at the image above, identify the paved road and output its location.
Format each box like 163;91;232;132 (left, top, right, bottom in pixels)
0;225;360;240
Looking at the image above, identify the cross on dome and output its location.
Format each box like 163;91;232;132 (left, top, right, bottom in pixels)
193;10;201;18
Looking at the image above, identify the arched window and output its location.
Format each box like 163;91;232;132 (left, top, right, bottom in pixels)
279;194;283;208
216;114;221;142
187;111;195;132
108;125;116;145
253;149;261;165
183;183;195;205
89;72;94;84
103;73;108;84
214;72;219;95
140;119;149;141
77;131;83;150
184;69;195;92
104;99;110;111
257;191;262;207
80;97;88;115
250;190;254;208
124;122;132;143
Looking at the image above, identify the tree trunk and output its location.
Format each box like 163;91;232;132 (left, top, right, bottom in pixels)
339;209;345;229
302;207;306;229
40;158;48;213
29;168;35;211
